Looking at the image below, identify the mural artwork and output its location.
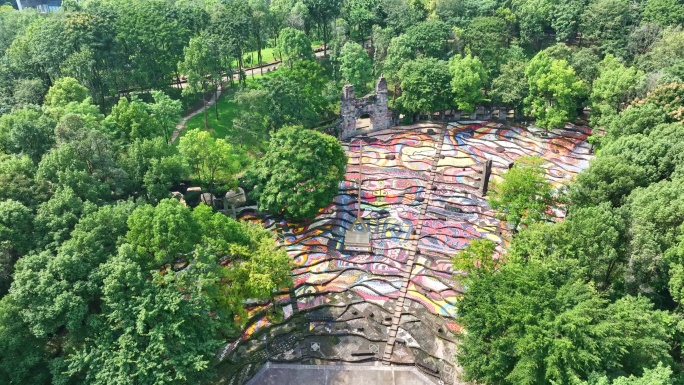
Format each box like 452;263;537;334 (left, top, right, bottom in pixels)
221;121;594;384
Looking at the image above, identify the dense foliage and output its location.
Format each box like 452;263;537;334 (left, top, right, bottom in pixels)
246;125;347;220
1;0;684;383
457;64;684;385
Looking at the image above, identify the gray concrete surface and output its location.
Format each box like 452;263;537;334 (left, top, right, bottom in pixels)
247;363;439;385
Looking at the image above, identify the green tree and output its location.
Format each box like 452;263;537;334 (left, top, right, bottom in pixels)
277;27;314;68
625;177;684;297
569;47;602;91
0;107;55;163
509;203;629;292
339;41;373;95
641;0;684;27
638;27;684;75
0;5;37;54
380;0;427;32
605;103;667;140
513;0;553;48
104;95;160;144
382;20;452;91
280;60;330;116
581;363;673;385
397;58;454;115
289;1;310;31
457;260;672;385
11;202;133;338
569;155;650;208
37;123;127;202
524;53;586;129
211;0;251;85
590;55;643;127
383;33;415;91
550;0;588;42
6;16;69;86
343;0;381;40
302;0;341;54
178;129;240;193
489;156;555;231
122;137;189;201
449;53;488;113
64;249;225;385
0;297;50;385
403;19;451;59
178;32;221;129
12;78;47;106
246;126;347;220
371;25;394;73
463;16;510;79
143;155;190;202
269;0;293;31
491;54;528;111
126;199;200;267
234;75;319;143
33;186;95;251
191;204;292;319
43;77;89;108
453;238;497;277
232;88;272;147
0;199;33;296
149;90;182;144
249;0;272;71
258;75;319;129
626;23;663;62
113;0;191;92
581;0;635;57
0;153;45;207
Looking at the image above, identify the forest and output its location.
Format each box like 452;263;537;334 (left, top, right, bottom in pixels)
0;0;683;384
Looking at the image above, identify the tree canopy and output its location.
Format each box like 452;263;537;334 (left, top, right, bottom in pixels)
246;126;347;220
1;0;684;383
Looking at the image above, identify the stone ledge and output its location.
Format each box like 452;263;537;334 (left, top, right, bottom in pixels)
245;362;444;385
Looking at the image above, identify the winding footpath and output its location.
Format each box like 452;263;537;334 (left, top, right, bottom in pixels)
170;48;326;143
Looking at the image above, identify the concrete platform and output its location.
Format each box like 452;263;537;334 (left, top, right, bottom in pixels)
246;363;439;385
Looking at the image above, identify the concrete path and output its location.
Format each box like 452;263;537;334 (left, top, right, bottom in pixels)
246;363;439;385
170;90;222;143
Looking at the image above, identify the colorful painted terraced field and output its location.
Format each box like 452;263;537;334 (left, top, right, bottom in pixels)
219;121;594;385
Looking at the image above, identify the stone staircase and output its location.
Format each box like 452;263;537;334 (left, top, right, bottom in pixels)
382;123;447;364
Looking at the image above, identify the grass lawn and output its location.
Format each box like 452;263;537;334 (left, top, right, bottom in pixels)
179;71;277;143
233;42;324;68
238;46;279;68
184;88;239;140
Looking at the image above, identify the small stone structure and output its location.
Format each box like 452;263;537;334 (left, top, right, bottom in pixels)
224;188;247;218
339;76;395;140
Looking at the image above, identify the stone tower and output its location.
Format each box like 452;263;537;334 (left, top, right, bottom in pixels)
338;76;395;140
370;76;391;133
340;84;357;139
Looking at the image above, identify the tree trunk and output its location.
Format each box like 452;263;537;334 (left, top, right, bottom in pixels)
214;83;219;120
258;37;263;75
238;55;245;86
323;23;329;57
203;84;208;129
